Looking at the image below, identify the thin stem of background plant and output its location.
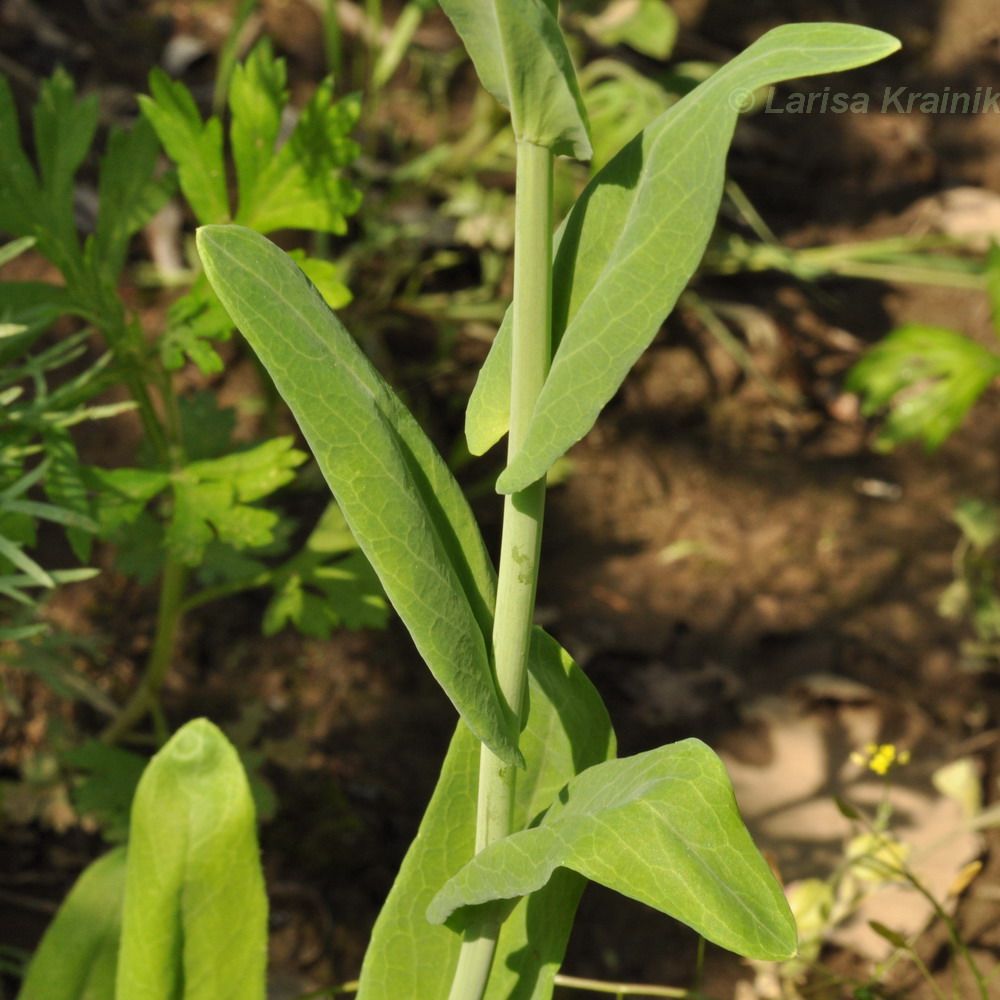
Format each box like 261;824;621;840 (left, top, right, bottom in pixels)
372;0;435;89
553;974;723;999
361;0;383;97
99;554;187;745
845;800;989;1000
707;232;990;290
323;0;344;88
446;138;554;1000
288;973;725;1000
213;0;261;114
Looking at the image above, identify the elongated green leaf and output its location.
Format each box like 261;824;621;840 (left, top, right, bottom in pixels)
2;497;97;532
17;847;125;1000
440;0;591;159
196;225;520;765
466;23;900;488
0;533;54;588
116;719;266;1000
0;281;72;364
428;739;796;962
0;235;36;267
356;630;615;1000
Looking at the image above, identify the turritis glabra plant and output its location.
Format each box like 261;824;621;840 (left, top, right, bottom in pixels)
18;8;900;1000
195;9;899;999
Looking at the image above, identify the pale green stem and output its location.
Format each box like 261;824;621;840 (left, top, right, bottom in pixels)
447;138;553;1000
553;974;722;999
289;974;723;1000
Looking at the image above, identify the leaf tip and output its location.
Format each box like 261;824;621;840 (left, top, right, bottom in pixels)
424;893;449;926
463;425;491;458
494;461;533;496
194;223;222;252
863;27;902;60
486;732;525;771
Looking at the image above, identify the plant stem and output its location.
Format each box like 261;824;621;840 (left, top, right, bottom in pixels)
100;553;187;745
372;0;434;89
448;138;553;1000
363;0;383;97
478;139;552;848
177;571;272;616
323;0;344;87
213;0;260;114
553;974;724;999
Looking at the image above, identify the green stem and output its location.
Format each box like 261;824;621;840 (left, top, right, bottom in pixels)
800;257;987;290
553;974;723;999
100;554;187;745
213;0;260;114
323;0;344;86
287;974;725;1000
363;0;384;96
372;0;434;89
176;571;272;616
447;139;553;1000
93;308;172;465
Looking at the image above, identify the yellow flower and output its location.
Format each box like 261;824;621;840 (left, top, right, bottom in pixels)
850;743;910;776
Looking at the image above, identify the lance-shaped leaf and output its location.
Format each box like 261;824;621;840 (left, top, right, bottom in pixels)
197;225;520;765
465;23;900;487
440;0;591;160
17;847;126;1000
115;719;267;1000
428;739;797;962
356;629;615;1000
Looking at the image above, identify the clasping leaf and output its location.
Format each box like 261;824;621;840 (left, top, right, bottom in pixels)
427;738;797;962
357;630;615;1000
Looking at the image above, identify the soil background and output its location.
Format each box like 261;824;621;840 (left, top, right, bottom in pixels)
3;1;1000;998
